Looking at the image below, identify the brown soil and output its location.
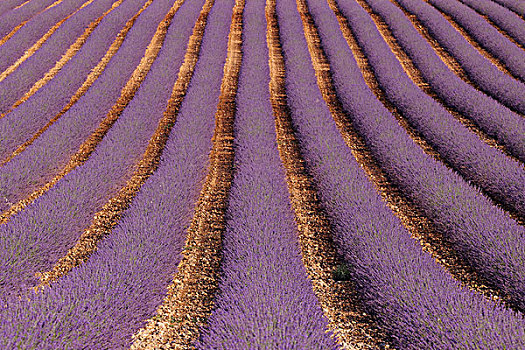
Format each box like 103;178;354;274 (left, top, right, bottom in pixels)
130;0;242;348
0;0;186;225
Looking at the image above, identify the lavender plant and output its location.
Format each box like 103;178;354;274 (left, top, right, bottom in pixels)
333;0;525;218
457;0;525;48
359;0;525;165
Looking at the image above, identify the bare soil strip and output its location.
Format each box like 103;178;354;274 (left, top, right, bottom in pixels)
301;0;510;313
0;0;98;83
420;0;523;83
0;0;186;225
0;0;64;47
0;0;127;119
0;0;155;166
267;0;391;348
130;0;242;348
37;0;212;289
347;0;525;227
457;0;525;53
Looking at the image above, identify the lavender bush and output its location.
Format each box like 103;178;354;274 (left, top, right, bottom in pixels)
0;0;89;72
306;0;525;313
457;0;525;48
0;0;58;35
332;0;525;218
359;0;525;164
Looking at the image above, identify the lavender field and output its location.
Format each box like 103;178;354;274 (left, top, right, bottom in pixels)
0;0;524;348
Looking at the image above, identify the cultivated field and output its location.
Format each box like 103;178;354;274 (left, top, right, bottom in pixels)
0;0;524;348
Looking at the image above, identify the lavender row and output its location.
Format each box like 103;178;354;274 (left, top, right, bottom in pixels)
360;0;525;164
0;0;172;214
276;0;525;347
0;0;148;160
0;0;120;114
457;0;525;48
426;0;525;82
336;0;525;218
0;0;204;301
319;0;525;311
392;0;525;115
0;0;90;72
0;0;231;346
196;0;336;347
0;0;57;36
491;0;525;17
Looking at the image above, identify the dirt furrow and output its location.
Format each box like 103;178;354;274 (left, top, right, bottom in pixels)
0;0;186;225
130;0;242;348
0;0;154;166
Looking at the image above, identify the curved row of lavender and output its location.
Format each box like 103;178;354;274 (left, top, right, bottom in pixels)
457;0;525;48
275;0;525;347
0;0;120;114
491;0;525;17
316;0;525;312
361;0;525;164
336;0;525;219
0;0;232;346
426;0;525;82
392;0;525;115
0;0;205;302
0;0;149;159
0;0;57;33
196;0;337;348
0;0;172;214
0;0;89;72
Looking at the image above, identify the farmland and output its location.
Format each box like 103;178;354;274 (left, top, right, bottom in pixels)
0;0;524;348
